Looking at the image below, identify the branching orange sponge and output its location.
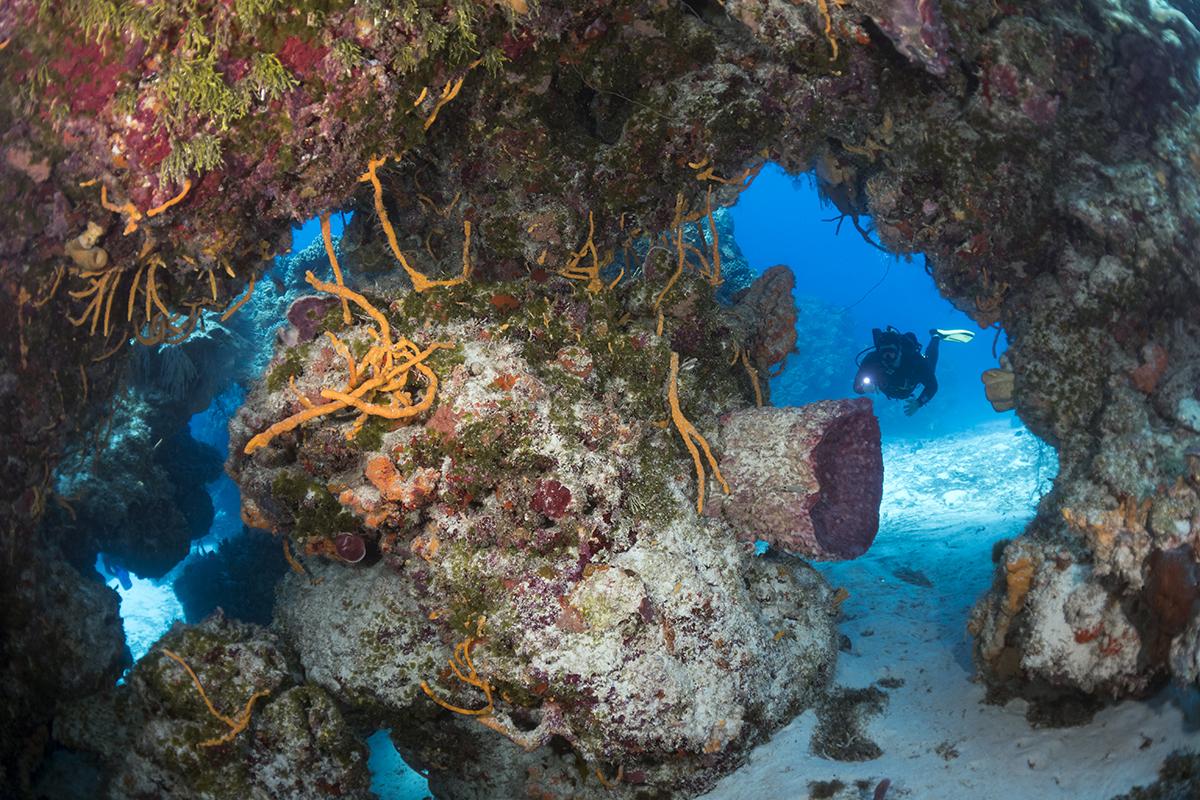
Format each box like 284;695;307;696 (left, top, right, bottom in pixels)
560;211;604;294
816;0;848;61
653;194;688;309
739;348;763;408
421;617;494;716
320;211;352;324
243;271;452;454
667;351;731;514
704;187;723;287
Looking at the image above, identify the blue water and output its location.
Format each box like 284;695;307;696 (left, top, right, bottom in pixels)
367;731;431;800
291;212;346;255
731;164;1010;438
188;384;247;546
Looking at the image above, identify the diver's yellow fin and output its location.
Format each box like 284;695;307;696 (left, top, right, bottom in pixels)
935;329;976;343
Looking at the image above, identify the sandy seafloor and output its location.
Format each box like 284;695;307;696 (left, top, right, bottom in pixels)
704;420;1200;800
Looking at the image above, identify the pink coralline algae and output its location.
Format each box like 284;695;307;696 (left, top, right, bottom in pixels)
869;0;953;77
711;399;883;560
532;479;572;520
334;533;366;564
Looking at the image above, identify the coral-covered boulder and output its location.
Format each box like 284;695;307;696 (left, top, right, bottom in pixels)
724;265;799;374
231;275;846;796
54;612;372;800
968;526;1161;723
277;548;838;799
711;399;883;560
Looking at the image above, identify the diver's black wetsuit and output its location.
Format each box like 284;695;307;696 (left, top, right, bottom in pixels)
854;330;940;407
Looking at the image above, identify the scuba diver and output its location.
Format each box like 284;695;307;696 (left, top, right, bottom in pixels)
100;553;133;591
853;327;975;415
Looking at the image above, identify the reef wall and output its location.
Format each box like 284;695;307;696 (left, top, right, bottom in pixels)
1;0;1199;794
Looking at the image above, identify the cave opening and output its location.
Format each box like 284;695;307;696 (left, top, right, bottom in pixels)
79;161;1191;800
90;213;353;663
87;157;1178;800
10;1;1200;797
696;164;1196;797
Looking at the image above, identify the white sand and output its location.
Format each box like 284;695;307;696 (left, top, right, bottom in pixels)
704;421;1200;800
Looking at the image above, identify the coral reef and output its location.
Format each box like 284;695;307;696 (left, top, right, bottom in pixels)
226;261;852;794
1;0;1199;792
54;612;373;800
276;550;837;798
969;524;1150;723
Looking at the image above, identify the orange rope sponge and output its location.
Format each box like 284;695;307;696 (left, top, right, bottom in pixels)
244;378;384;455
99;185;143;235
319;212;352;324
304;270;392;344
653;195;688;309
162;648;269;748
220;274;256;322
421;618;494;716
356;156;470;293
243;271;452;454
145;179;192;217
667;351;730;514
560;211;604;294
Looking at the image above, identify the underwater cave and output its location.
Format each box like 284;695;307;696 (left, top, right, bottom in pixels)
2;2;1200;799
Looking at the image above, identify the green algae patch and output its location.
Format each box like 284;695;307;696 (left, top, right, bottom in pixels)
353;416;390;452
266;343;313;393
271;471;358;540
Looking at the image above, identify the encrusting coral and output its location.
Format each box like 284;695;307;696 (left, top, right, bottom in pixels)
53;612;373;800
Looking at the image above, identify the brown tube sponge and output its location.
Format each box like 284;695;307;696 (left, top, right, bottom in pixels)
711;398;883;560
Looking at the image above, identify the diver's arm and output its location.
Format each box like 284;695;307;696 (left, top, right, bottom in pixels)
904;373;937;416
915;370;938;406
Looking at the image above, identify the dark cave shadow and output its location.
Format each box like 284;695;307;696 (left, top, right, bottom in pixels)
1143;682;1200;734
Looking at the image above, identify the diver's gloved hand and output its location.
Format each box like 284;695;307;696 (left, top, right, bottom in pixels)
904;398;922;416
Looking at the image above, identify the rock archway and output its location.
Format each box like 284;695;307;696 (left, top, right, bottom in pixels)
2;1;1198;796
